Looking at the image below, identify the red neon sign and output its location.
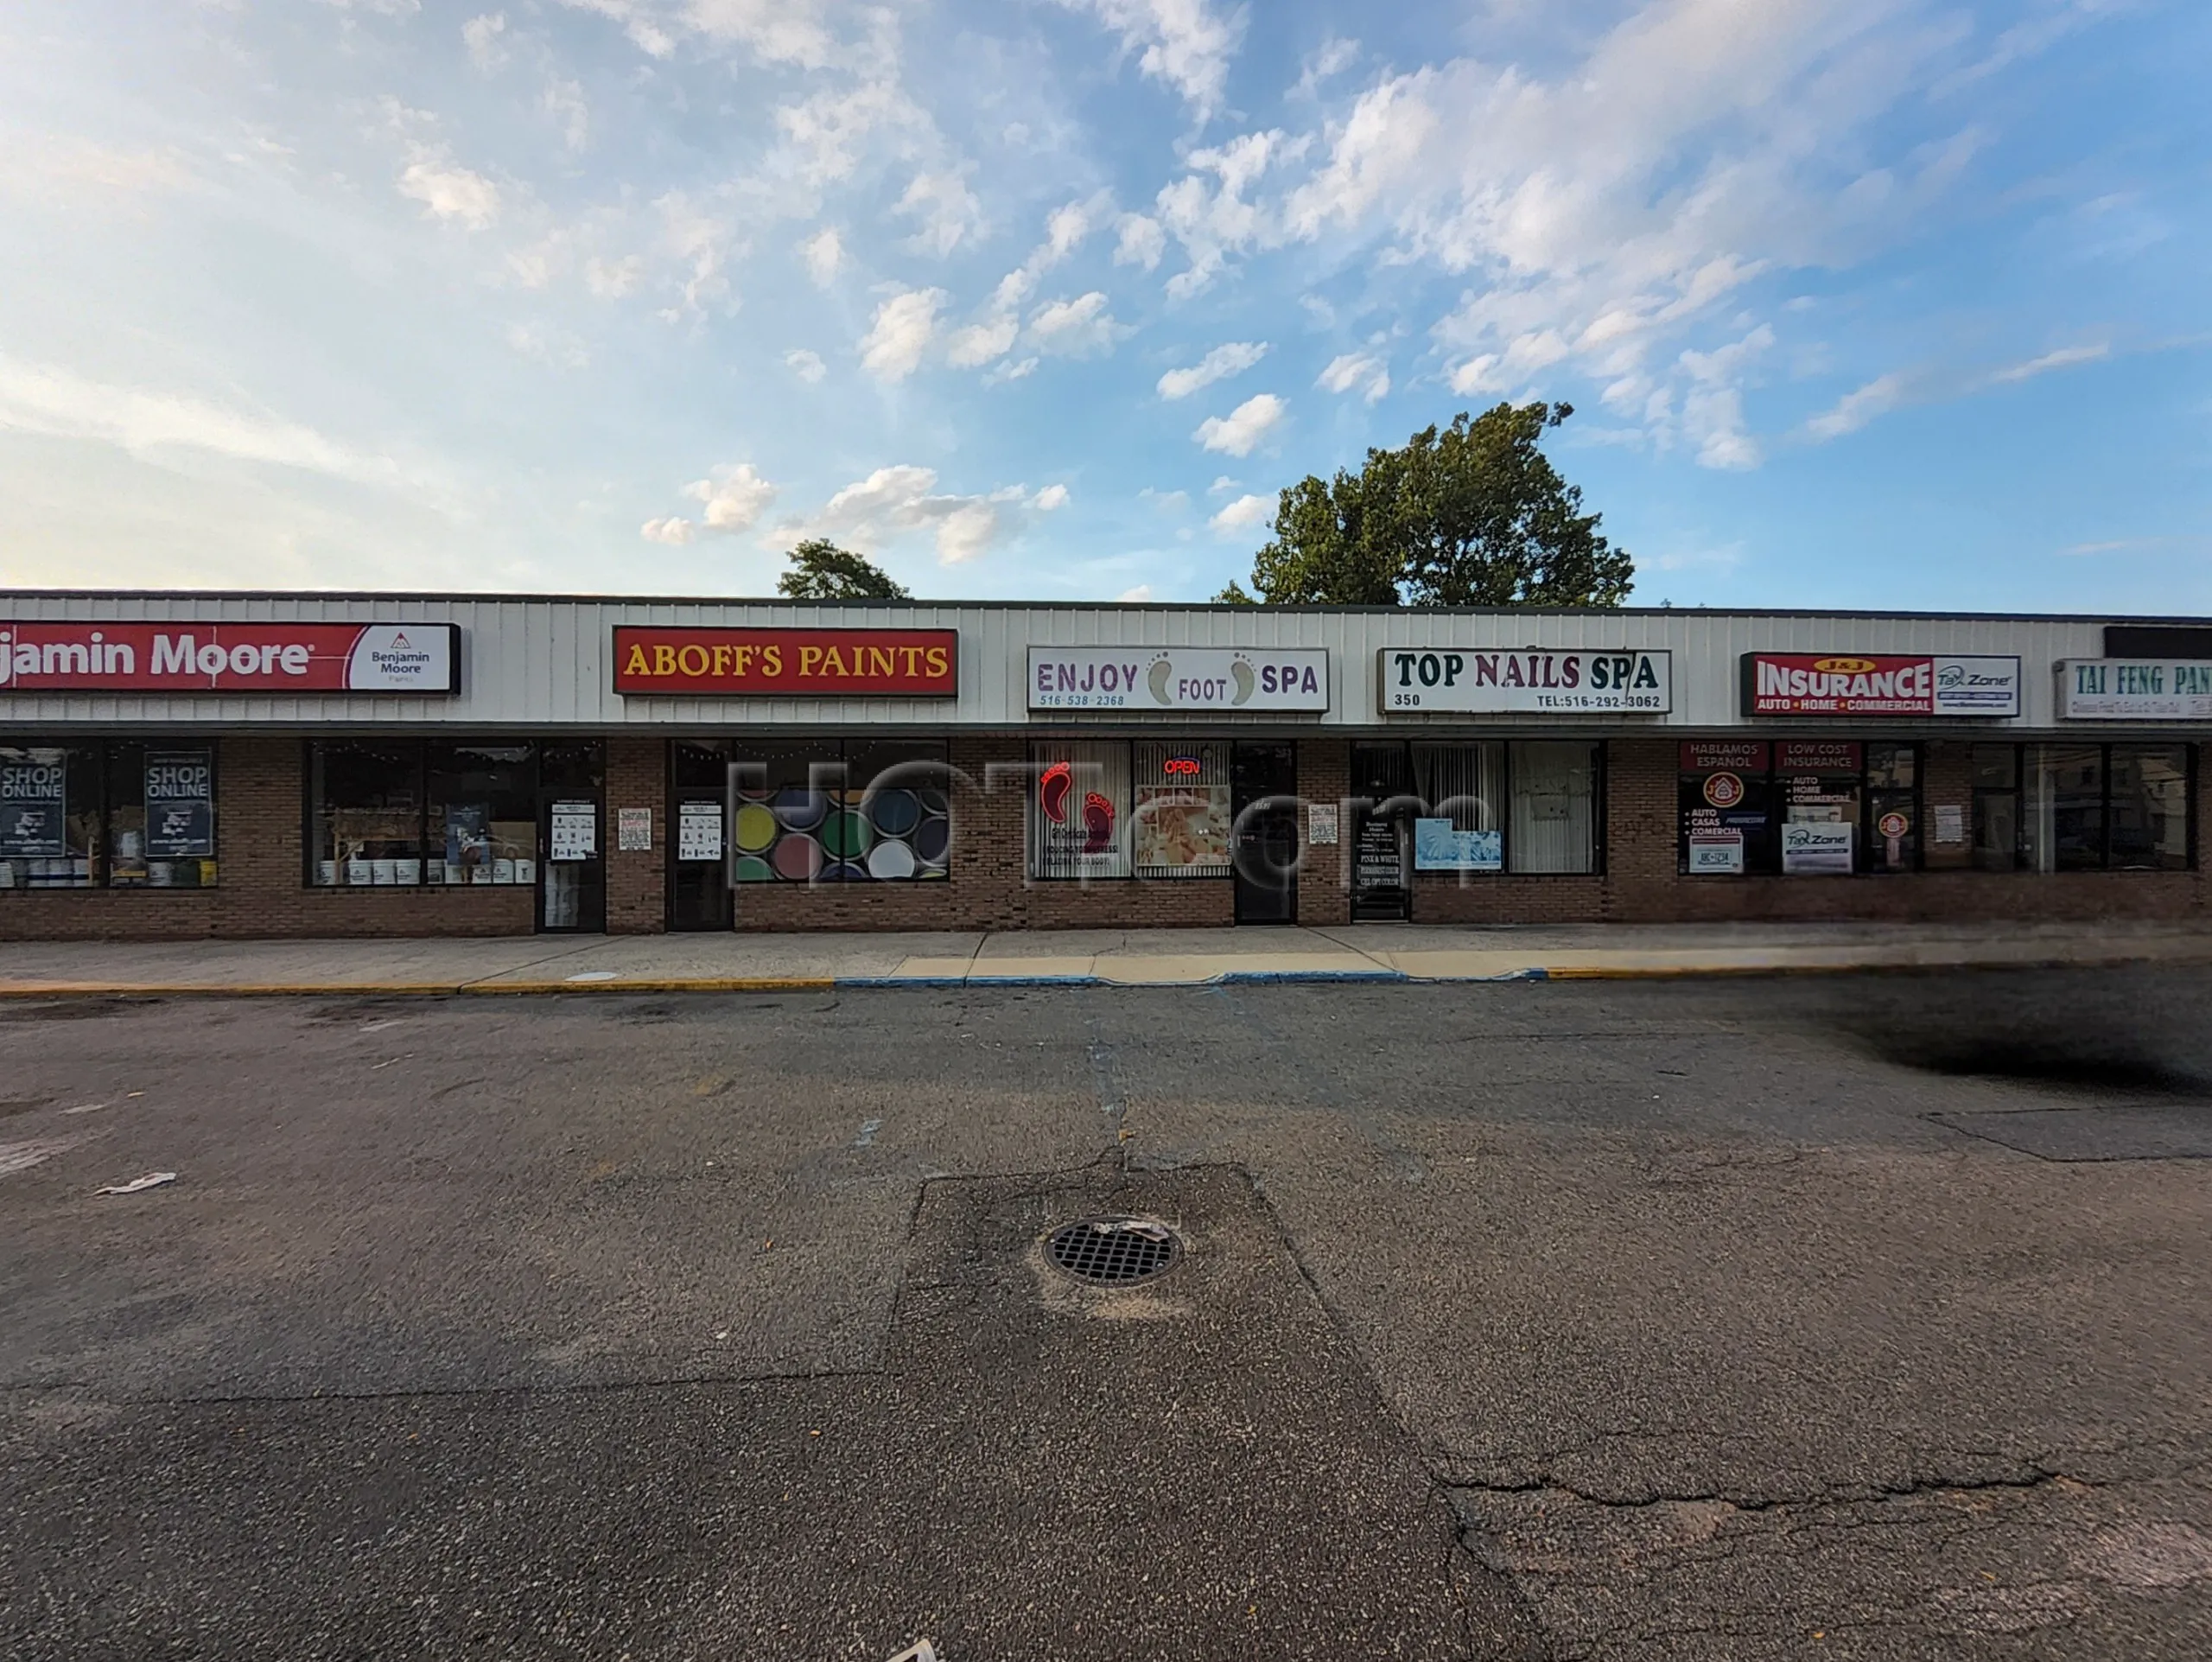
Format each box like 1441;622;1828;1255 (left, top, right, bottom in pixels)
1163;755;1202;778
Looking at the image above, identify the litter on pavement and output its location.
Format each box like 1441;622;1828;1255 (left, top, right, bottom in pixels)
95;1171;178;1195
886;1643;939;1662
1094;1219;1172;1242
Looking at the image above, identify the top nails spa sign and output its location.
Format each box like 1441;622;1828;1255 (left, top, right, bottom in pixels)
0;621;461;693
613;627;959;696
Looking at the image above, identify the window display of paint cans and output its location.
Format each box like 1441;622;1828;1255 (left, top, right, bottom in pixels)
728;785;950;882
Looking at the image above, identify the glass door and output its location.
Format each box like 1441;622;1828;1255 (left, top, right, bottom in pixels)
1231;742;1299;923
1350;742;1413;921
538;742;605;933
669;740;733;930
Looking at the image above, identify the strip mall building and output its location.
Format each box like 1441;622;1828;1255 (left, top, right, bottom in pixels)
1;590;2207;940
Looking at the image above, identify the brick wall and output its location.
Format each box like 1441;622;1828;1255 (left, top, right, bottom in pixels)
604;735;664;935
1;729;2202;939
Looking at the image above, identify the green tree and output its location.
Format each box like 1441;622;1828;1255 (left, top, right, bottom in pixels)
1237;402;1633;607
776;538;910;601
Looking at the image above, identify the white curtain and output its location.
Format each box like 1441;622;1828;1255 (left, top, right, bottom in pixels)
1510;742;1598;873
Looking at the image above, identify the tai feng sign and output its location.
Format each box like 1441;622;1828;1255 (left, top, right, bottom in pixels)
2057;659;2212;721
0;622;459;693
1379;648;1671;714
613;628;957;696
1743;653;2020;717
1027;647;1329;712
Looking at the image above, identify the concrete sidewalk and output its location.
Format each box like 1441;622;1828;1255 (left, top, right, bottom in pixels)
3;919;2211;995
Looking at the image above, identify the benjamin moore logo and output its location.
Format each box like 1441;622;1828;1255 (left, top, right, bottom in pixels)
1812;656;1877;673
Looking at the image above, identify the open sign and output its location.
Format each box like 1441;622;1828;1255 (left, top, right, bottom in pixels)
1162;755;1203;778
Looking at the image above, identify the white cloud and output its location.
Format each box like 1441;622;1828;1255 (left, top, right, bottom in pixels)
1158;341;1268;400
655;192;739;317
798;226;843;286
640;516;695;544
683;461;779;532
1316;351;1389;403
556;0;844;67
774;79;930;188
1262;3;1998;462
1154;129;1298;297
1209;492;1274;534
397;149;499;228
897;169;983;258
860;287;945;381
1114;213;1166;271
1992;343;2108;384
1805;372;1906;440
0;355;422;494
983;355;1039;385
544;79;590;152
1034;483;1071;511
462;12;507;69
1116;584;1155;602
1026;292;1122;359
505;322;588;369
946;315;1020;369
1059;0;1247;118
779;464;1033;565
784;348;826;383
1674;326;1772;468
1208;474;1238;494
1292;35;1358;99
583;255;643;297
1194;392;1285;457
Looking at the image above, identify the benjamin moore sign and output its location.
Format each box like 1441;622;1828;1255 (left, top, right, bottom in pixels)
1743;653;2020;717
1378;647;1671;714
2058;659;2212;721
1027;646;1329;712
0;622;459;693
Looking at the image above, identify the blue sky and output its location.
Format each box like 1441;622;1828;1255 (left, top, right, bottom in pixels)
0;0;2206;611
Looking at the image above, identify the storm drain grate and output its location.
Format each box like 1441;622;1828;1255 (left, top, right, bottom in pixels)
1046;1217;1182;1285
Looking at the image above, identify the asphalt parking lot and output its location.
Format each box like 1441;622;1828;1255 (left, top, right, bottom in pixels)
3;966;2210;1660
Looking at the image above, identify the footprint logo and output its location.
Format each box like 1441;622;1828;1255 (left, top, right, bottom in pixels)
1147;659;1174;705
1230;659;1255;705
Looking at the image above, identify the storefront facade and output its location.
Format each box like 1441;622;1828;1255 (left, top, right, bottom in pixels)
2;594;2207;939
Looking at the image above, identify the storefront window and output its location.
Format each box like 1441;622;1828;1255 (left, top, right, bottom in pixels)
307;739;600;891
1681;742;1920;876
1679;742;1774;876
1970;745;2020;871
1132;741;1230;878
1509;741;1599;874
2019;743;2195;872
309;742;424;886
722;740;950;883
1029;741;1131;879
426;743;537;886
2110;746;2191;870
0;740;214;892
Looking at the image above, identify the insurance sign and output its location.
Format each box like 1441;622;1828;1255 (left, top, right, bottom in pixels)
1742;653;2020;717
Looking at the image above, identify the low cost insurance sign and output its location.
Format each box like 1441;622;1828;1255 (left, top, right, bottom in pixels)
0;621;460;693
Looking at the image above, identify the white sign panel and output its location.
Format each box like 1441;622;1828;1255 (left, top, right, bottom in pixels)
677;802;723;863
549;801;596;862
617;806;652;851
1414;818;1503;871
1687;832;1744;875
1306;804;1339;846
344;625;458;691
1028;646;1329;712
1378;648;1671;714
1781;821;1854;875
2057;659;2212;721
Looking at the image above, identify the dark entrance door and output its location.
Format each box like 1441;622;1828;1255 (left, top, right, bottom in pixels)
668;740;733;931
1231;742;1298;924
1350;741;1413;921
